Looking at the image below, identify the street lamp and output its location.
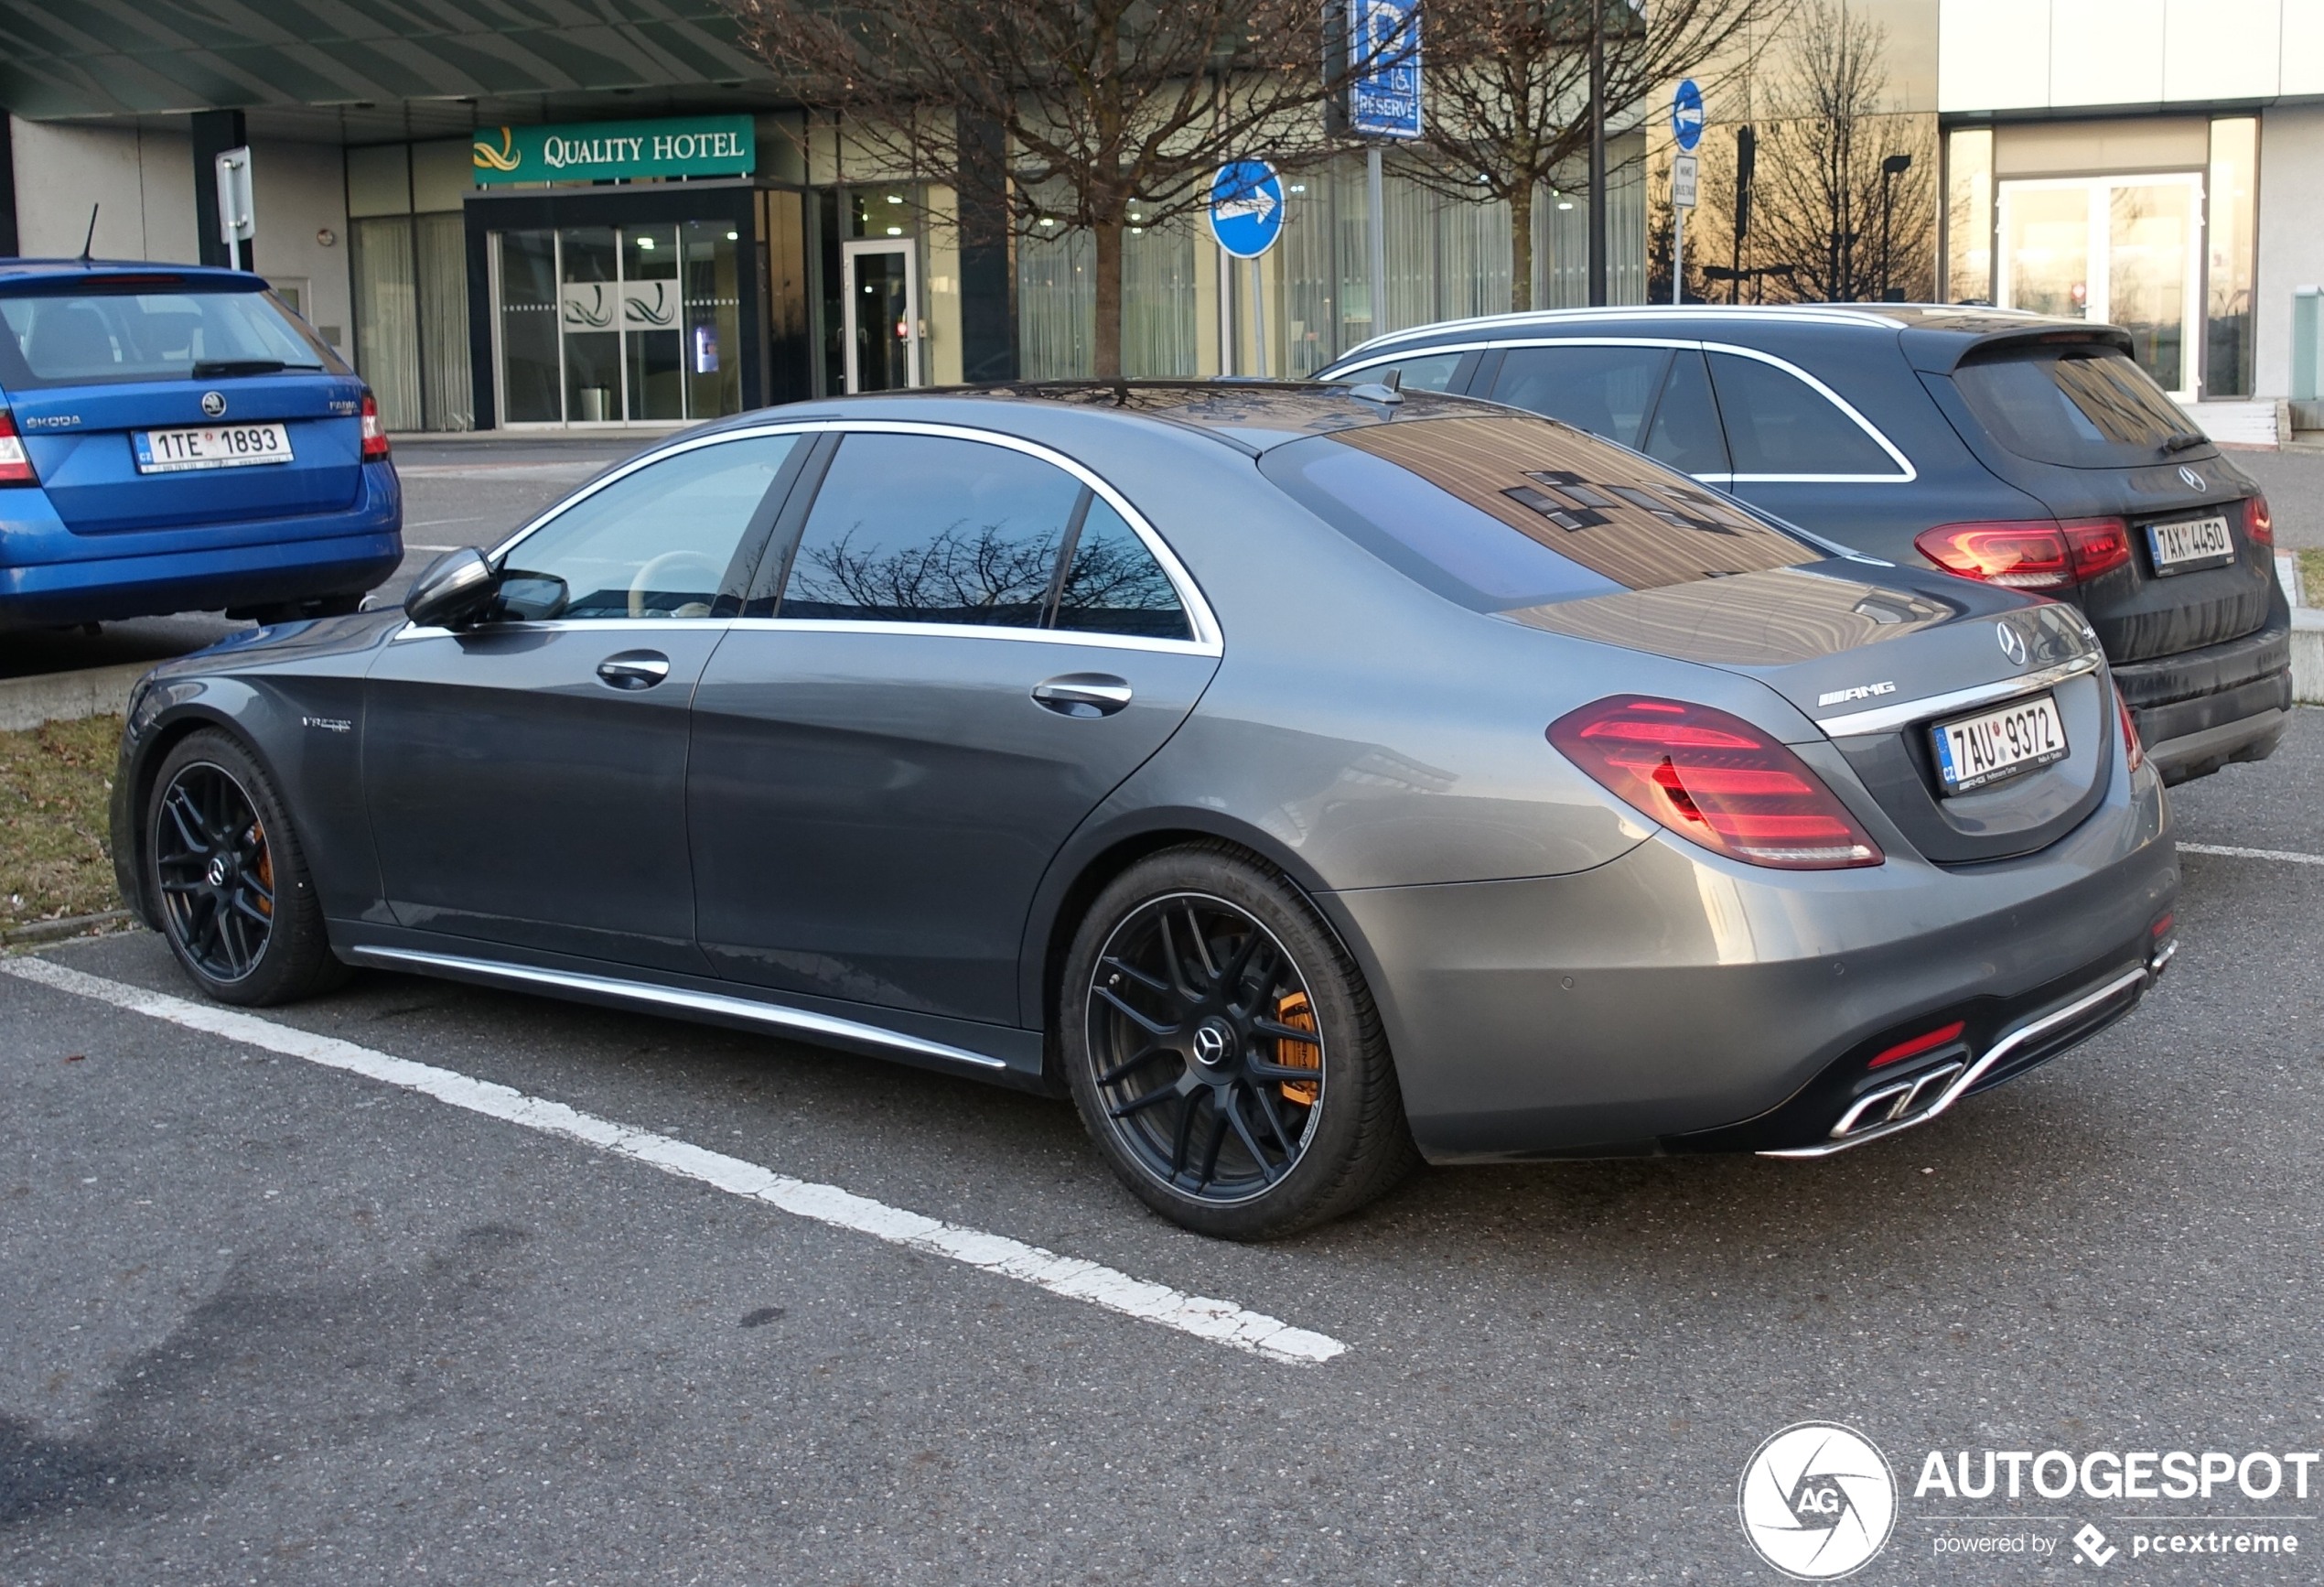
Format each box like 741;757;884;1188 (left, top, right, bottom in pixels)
1879;153;1913;302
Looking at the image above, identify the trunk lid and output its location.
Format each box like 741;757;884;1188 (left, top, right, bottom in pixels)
11;374;367;534
1914;333;2274;664
1509;565;2117;864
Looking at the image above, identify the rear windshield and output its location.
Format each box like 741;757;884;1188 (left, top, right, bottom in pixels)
1260;412;1818;614
1952;345;2203;468
0;286;333;391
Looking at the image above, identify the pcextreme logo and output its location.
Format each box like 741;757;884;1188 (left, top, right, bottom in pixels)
1738;1422;1899;1580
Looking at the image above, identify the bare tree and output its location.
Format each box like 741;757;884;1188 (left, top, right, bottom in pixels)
1409;0;1789;310
1736;0;1933;302
730;0;1383;376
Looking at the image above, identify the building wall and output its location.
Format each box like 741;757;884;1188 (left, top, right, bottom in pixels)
2256;103;2324;399
1940;0;2324;111
9;116;198;262
250;139;353;356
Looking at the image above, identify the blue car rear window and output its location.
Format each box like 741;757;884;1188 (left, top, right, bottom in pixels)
1262;413;1818;613
0;287;328;391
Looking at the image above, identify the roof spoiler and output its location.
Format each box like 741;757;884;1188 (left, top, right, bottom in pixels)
1901;321;2136;375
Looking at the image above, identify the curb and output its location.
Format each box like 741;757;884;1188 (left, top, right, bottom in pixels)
2296;608;2324;707
0;662;147;732
3;910;135;948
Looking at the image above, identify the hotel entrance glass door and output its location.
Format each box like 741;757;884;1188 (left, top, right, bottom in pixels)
493;222;743;425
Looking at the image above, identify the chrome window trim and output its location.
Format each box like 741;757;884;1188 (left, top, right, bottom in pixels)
477;417;1222;654
719;617;1217;656
1327;336;1917;485
1813;652;2101;739
1759;963;2151;1160
350;945;1011;1073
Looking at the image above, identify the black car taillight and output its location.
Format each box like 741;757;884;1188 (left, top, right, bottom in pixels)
360;392;391;461
0;410;37;486
1547;696;1883;870
1915;518;2131;589
2246;493;2275;549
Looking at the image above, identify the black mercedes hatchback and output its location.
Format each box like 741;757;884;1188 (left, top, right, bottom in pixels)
1318;306;2292;783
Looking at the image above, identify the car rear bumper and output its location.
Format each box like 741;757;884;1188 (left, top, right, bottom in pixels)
0;525;403;625
1317;759;2176;1163
2114;587;2294;783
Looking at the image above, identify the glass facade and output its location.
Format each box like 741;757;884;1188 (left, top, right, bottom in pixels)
2205;117;2257;399
492;222;741;426
345;142;475;432
1015;141;1648;382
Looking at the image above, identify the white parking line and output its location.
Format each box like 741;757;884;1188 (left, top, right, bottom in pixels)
2180;842;2324;867
1;956;1346;1366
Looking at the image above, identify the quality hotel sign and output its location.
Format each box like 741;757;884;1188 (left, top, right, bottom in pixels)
472;114;756;185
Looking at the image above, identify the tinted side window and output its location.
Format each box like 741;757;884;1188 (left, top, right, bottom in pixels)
1052;498;1192;640
1641;349;1730;475
1331;351;1465;393
780;434;1081;626
1707;352;1900;476
1490;344;1673;448
496;435;799;621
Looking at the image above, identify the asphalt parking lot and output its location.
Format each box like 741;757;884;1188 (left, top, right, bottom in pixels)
5;672;2320;1585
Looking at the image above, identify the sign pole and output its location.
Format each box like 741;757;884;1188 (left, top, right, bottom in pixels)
1252;258;1270;377
1367;145;1387;342
1669;80;1705;309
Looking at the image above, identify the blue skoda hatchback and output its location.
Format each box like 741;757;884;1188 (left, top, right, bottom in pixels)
0;261;401;627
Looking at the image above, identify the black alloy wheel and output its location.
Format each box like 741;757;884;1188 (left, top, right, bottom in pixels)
145;729;347;1007
1088;891;1326;1203
1063;845;1417;1239
154;760;275;982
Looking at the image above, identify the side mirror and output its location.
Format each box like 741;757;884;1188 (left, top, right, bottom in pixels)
403;546;499;629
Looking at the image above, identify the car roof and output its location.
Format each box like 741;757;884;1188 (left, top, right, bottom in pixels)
0;260;269;291
1330;303;2132;374
714;380;1519;456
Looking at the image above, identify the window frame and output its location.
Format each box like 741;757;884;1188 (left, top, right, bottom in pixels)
1328;336;1919;488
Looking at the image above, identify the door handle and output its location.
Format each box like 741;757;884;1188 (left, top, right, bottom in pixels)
597;651;672;690
1031;673;1133;718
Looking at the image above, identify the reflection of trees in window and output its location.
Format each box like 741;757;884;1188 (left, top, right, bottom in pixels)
1056;505;1189;637
787;520;1059;624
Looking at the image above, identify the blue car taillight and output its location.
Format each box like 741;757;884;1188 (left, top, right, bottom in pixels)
0;411;37;486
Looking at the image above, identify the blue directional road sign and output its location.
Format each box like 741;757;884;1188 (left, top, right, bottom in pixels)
1208;161;1286;259
1347;0;1423;141
1672;78;1705;152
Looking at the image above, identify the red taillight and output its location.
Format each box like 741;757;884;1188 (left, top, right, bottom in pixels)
1915;517;2130;588
2246;493;2274;549
1547;696;1884;869
1869;1020;1966;1069
0;410;36;486
2116;686;2144;773
360;392;391;461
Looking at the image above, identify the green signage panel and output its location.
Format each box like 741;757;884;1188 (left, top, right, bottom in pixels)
472;114;755;186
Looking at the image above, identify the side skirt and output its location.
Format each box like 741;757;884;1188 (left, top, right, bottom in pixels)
333;929;1048;1092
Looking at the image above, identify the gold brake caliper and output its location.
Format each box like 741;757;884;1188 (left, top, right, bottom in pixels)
251;820;274;916
1275;991;1320;1106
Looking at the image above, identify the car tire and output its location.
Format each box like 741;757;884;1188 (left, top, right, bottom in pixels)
146;729;348;1007
1060;843;1417;1239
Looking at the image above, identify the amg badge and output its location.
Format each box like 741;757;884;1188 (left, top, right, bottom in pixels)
1818;681;1897;707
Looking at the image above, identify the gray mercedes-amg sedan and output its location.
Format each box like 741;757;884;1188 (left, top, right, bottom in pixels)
110;383;2179;1238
